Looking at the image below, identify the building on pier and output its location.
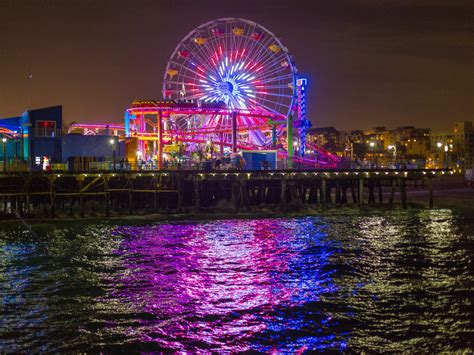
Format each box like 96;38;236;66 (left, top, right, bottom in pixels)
0;106;62;169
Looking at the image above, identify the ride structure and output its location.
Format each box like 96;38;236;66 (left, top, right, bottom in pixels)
128;18;337;168
69;18;338;168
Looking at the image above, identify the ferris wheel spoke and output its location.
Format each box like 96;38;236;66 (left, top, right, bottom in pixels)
168;60;205;80
168;60;218;85
253;73;294;87
192;39;223;74
257;54;290;80
249;40;278;71
241;22;258;54
255;95;291;110
252;50;289;77
256;59;291;81
180;37;221;81
245;34;276;72
247;99;282;116
258;84;294;90
258;70;290;86
178;43;221;81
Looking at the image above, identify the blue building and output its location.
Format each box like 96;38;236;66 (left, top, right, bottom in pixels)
0;106;63;169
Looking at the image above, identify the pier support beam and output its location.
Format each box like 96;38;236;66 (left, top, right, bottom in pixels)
321;180;327;205
378;181;383;204
335;181;341;203
280;179;287;207
400;178;407;209
49;176;55;218
429;178;434;208
358;178;364;205
104;176;110;217
194;179;200;213
389;179;396;205
128;178;133;215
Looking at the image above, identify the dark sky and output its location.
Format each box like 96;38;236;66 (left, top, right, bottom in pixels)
0;0;472;130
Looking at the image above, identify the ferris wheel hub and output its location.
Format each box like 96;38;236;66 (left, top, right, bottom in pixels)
218;81;234;95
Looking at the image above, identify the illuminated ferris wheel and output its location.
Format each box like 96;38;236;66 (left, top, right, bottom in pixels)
163;18;298;117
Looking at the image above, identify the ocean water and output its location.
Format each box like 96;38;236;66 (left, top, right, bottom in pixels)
1;209;472;352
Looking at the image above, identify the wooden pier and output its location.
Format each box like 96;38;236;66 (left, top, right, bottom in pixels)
0;169;450;219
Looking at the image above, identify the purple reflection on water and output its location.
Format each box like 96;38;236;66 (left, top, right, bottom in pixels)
110;218;343;351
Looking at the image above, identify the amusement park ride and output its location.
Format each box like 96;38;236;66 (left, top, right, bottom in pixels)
69;18;338;168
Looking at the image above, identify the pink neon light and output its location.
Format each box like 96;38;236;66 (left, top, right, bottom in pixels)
197;66;204;72
256;66;264;72
241;48;246;57
219;46;223;55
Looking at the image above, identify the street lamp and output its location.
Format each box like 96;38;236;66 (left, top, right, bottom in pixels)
388;145;397;166
444;144;449;169
2;137;7;172
369;141;377;168
109;138;116;171
436;142;449;169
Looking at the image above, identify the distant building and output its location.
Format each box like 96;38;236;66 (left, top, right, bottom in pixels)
306;126;345;153
431;121;474;170
390;126;431;158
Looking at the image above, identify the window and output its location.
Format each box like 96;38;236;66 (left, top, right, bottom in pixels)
35;121;56;137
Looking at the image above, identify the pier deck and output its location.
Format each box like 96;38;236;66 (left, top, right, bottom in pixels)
0;169;451;219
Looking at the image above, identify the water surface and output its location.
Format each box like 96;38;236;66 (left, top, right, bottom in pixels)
1;209;472;352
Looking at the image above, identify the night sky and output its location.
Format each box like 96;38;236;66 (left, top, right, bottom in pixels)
0;0;471;131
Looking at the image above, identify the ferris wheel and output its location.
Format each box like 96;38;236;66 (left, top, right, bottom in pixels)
163;18;298;118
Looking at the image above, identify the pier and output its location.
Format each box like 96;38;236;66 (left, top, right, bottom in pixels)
0;169;450;219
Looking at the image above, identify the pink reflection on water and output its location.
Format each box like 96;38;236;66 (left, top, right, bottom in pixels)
110;219;328;351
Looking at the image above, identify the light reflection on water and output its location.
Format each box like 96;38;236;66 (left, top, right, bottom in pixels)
0;209;472;352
